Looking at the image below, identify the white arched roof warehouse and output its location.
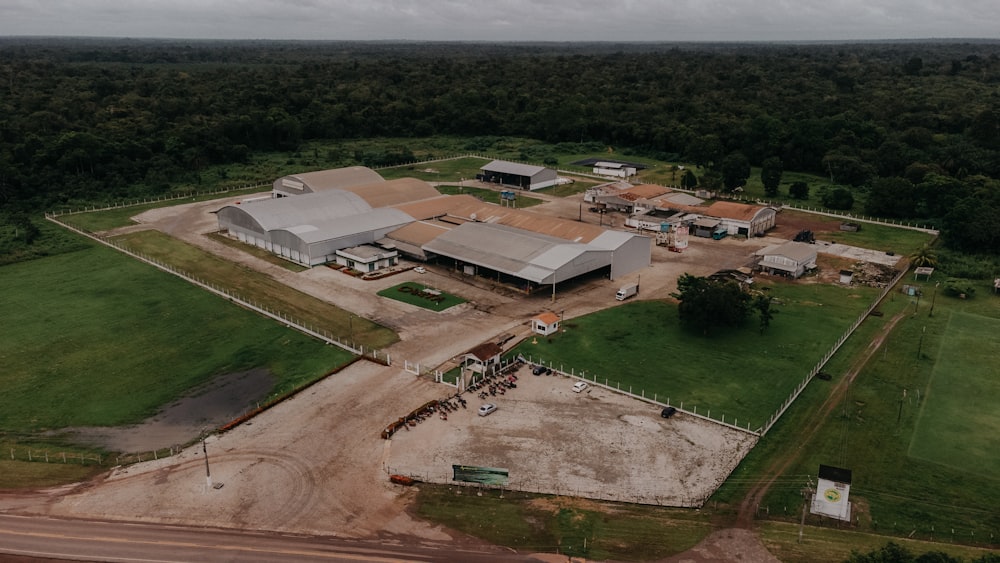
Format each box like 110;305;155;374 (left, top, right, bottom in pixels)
217;181;425;266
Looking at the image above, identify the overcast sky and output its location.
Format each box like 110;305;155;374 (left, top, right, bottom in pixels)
1;0;998;42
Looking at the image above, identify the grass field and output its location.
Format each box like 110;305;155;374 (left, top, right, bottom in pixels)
511;281;879;431
115;230;397;349
432;183;546;207
377;282;466;311
909;311;1000;480
746;274;1000;545
413;485;713;560
0;244;354;434
56;186;264;232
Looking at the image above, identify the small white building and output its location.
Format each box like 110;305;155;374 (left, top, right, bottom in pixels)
335;245;399;273
531;312;561;336
593;161;637;178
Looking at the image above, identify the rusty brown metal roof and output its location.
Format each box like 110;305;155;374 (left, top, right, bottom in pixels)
392;194;606;243
704;201;768;221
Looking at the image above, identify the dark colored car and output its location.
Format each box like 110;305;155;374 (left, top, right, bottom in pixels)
532;364;546;375
660;407;677;419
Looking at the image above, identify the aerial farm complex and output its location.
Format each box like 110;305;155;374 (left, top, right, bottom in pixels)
216;161;785;292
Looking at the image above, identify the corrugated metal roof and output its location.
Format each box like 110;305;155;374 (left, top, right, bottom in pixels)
274;208;414;244
340;178;441;209
384;220;454;247
283;167;384;192
758;241;817;262
588;229;639;250
424;222;591;283
705;201;770;222
623;184;670;199
220;190;373;232
660;193;705;206
480;160;547;177
393;194;607;244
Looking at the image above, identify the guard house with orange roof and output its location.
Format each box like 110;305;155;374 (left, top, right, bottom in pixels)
531;312;561;336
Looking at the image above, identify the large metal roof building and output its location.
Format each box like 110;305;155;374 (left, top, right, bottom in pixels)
478;160;559;191
218;167;650;289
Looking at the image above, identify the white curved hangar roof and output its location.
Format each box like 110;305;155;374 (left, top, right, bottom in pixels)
217;190;373;233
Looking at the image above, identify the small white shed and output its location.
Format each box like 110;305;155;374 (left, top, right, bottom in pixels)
531;312;561;336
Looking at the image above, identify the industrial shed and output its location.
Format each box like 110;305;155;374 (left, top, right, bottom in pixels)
422;221;648;293
272;166;385;198
218;185;418;266
755;241;817;279
703;201;776;237
478;160;558;191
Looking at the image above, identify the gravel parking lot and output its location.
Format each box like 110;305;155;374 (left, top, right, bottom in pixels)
388;365;757;507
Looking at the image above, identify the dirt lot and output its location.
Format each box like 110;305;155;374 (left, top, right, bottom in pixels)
388;365;757;507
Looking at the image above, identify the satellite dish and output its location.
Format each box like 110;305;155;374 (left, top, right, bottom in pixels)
470;213;477;221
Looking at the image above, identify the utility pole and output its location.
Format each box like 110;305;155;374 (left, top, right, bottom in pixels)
798;480;813;544
202;439;212;491
917;326;925;359
929;282;939;317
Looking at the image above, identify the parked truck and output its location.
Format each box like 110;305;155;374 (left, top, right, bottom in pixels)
615;282;639;301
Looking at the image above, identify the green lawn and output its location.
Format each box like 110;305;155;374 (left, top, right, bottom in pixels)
513;282;879;431
909;311;1000;480
377;282;466;311
413;485;713;560
0;244;354;433
55;186;265;231
433;184;546;208
115;230;397;349
379;156;490;183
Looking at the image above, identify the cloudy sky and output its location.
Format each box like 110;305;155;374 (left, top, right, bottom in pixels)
1;0;998;42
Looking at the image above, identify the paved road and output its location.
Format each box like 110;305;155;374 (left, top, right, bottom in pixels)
0;513;539;563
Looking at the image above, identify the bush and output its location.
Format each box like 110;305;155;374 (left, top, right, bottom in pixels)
822;187;855;210
943;278;977;298
789;181;809;199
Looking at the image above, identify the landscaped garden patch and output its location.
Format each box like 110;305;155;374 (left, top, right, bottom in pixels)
378;282;466;310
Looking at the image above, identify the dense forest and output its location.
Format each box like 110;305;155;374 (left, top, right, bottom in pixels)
2;38;1000;254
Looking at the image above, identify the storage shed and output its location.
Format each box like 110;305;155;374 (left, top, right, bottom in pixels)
755;241;818;279
478;160;558;191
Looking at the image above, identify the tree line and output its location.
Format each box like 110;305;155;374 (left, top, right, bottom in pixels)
2;38;1000;253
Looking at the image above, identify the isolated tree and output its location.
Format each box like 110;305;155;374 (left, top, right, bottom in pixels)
760;156;783;197
681;169;698;189
671;274;751;336
908;245;938;268
720;152;751;192
754;294;774;334
789;181;810;200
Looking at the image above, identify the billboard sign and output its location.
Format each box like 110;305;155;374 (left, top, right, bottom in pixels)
810;464;852;521
452;465;509;486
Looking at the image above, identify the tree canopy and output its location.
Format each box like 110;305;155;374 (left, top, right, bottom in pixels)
3;38;1000;254
671;274;752;335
